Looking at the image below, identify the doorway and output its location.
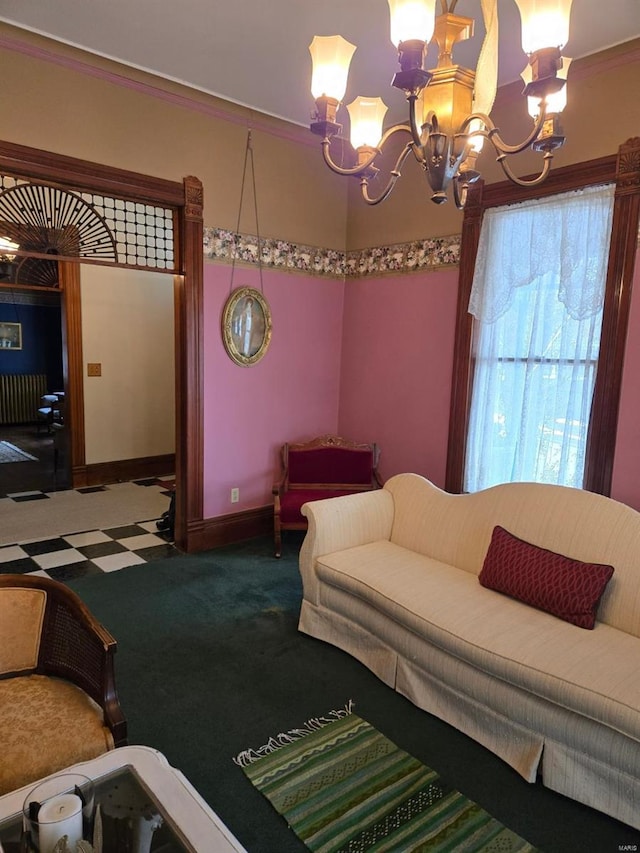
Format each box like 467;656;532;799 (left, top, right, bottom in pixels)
1;263;176;498
0;139;204;552
0;284;68;496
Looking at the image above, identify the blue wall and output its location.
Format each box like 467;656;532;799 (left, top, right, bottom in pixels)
0;302;63;391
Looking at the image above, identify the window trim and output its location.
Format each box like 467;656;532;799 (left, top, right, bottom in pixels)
445;138;640;496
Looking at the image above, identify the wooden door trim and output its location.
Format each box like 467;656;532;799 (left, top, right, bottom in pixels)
0;140;184;205
59;262;85;480
0;140;204;552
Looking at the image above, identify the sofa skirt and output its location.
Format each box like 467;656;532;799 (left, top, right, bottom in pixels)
298;597;640;831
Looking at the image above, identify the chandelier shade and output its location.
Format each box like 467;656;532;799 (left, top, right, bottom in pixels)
309;35;356;102
387;0;438;47
308;0;574;208
514;0;573;54
347;97;389;150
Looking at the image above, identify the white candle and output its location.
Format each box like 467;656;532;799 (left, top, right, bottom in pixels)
36;792;83;853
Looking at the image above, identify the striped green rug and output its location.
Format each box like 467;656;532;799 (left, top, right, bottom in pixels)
235;704;539;852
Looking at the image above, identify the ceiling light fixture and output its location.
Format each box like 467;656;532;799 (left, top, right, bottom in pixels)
309;0;573;208
0;235;19;259
0;235;19;280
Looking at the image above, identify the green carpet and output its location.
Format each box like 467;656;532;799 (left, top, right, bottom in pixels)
237;706;539;852
67;536;640;853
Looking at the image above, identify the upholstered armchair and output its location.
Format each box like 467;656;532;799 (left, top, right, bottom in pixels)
272;434;382;557
0;574;127;795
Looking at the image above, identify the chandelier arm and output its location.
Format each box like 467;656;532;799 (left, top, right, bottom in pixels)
321;139;377;177
410;143;426;164
320;124;414;178
360;176;400;206
462;107;550;157
453;178;465;210
496;149;554;186
453;171;478;210
385;130;423;165
359;142;417;206
408;96;431;149
378;123;415;148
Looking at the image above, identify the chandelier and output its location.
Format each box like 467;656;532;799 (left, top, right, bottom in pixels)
308;0;573;208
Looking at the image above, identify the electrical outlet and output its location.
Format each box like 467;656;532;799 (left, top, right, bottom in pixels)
230;487;239;503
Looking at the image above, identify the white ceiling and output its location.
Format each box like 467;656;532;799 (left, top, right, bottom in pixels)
0;0;639;128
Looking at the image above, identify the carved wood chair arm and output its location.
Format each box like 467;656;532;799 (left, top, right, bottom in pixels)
0;574;128;745
273;448;290;495
272;478;286;496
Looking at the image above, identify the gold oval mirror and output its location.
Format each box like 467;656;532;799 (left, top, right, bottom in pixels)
221;286;272;366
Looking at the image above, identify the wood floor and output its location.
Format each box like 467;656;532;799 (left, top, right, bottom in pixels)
0;423;70;497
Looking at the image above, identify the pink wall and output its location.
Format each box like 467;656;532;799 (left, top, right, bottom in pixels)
338;269;459;487
202;264;344;518
337;256;640;507
202;249;640;523
611;248;640;511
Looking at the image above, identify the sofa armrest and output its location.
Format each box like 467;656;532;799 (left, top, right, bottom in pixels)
299;489;394;605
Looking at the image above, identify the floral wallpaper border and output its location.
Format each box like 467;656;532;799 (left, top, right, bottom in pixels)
203;227;461;279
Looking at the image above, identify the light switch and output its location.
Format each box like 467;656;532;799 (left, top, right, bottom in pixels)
87;363;102;377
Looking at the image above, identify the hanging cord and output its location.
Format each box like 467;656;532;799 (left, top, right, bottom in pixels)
229;129;264;295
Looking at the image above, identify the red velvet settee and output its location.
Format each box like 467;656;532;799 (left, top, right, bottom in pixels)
272;434;382;557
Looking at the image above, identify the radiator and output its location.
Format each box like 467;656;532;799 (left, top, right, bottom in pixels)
0;374;48;424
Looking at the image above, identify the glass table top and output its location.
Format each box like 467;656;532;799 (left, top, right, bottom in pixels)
0;764;194;853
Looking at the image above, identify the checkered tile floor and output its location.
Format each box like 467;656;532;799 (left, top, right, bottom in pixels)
0;479;178;580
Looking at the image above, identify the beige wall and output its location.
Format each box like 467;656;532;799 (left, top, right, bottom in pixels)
81;266;175;465
0;23;349;250
2;24;637;252
345;39;640;249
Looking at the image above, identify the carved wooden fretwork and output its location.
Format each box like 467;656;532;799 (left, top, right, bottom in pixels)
184;175;204;220
0;176;177;276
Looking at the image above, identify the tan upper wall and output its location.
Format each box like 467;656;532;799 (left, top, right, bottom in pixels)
0;23;349;250
1;24;638;254
345;39;640;250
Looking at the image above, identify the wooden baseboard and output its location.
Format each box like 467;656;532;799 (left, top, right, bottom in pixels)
184;505;273;553
73;454;175;487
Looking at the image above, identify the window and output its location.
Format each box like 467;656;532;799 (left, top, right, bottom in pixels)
445;139;640;497
464;185;614;492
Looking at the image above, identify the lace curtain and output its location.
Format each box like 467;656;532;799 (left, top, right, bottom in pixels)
464;184;615;492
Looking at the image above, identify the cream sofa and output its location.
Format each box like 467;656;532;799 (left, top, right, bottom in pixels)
298;473;640;830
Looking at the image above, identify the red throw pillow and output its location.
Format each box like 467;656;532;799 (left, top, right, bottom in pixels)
479;525;614;629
